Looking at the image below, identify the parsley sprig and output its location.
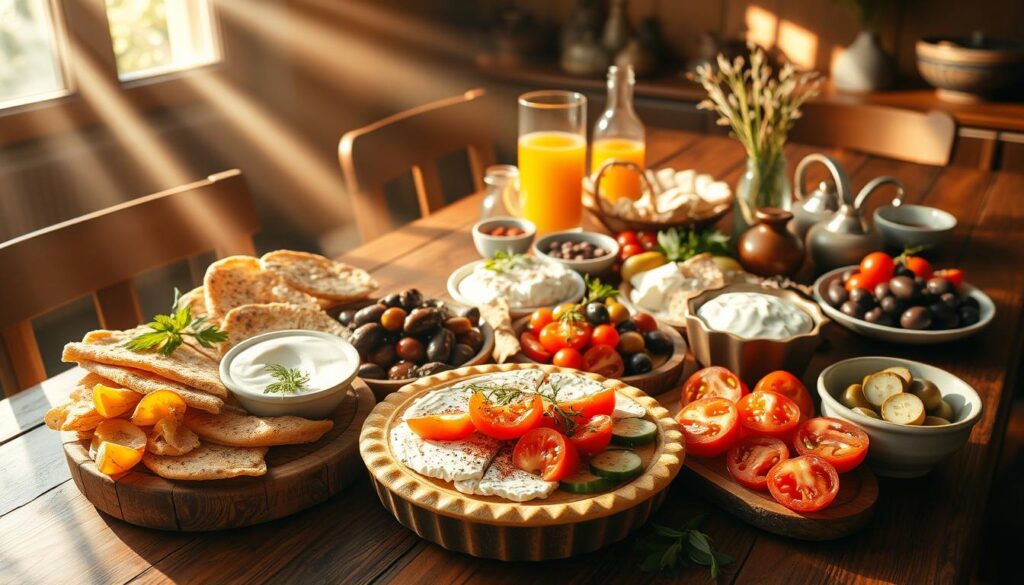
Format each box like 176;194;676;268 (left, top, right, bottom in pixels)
637;514;733;579
263;364;311;394
583;274;619;304
125;288;227;356
483;250;532;274
657;228;730;263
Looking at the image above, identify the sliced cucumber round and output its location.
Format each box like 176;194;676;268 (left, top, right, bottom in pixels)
560;471;617;494
611;418;657;447
590;449;643;481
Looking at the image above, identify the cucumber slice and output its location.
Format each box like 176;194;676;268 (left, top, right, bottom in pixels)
611;418;657;447
560;471;617;494
590;449;643;481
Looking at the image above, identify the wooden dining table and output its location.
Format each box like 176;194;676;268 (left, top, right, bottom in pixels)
2;128;1022;585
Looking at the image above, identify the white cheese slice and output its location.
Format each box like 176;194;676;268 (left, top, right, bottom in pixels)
454;369;547;393
454;447;558;502
389;422;501;482
402;370;547;421
613;392;647;419
540;372;607;402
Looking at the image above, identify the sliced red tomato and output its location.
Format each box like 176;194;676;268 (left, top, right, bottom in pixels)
568;414;613;456
512;427;580;481
520;331;552;363
558;386;616;420
468;391;543;440
767;455;840;512
736;391;801;440
529;308;554;334
406;413;475;441
726;436;789;490
794;417;870;474
552;347;584;370
675;397;741;458
682;366;747;406
753;371;815;420
582;345;625;378
933;268;964;288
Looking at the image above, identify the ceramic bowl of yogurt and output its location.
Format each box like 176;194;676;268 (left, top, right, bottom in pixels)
220;329;360;418
684;284;828;386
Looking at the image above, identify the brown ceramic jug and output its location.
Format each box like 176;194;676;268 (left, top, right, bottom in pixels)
737;208;804;277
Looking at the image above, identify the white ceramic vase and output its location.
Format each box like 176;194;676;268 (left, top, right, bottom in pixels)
833;31;894;92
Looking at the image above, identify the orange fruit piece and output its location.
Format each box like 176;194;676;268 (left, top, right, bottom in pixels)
95;441;143;476
131;390;187;426
92;384;142;418
93;418;147;451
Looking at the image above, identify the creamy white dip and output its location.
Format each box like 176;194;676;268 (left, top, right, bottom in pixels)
228;333;354;395
459;256;576;308
697;292;812;340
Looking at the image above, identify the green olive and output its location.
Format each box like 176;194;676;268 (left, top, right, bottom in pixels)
924;416;951;426
909;379;942;411
841;383;872;409
617;331;645;354
931;398;955;421
853;406;880;419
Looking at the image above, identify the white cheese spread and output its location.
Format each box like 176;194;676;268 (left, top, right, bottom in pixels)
613;393;646;419
697;292;812;340
389;423;501;482
454;447;557;502
458;256;577;309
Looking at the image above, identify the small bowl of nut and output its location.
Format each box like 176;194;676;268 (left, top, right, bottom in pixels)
472;217;536;259
532;230;619;275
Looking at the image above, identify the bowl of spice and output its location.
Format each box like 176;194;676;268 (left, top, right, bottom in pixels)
472;216;536;258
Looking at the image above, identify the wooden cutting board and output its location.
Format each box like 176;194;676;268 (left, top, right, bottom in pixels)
62;379;375;531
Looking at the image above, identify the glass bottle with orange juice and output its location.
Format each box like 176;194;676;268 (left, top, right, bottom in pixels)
592;65;645;202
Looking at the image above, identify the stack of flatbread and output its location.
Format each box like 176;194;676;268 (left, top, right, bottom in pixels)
46;249;377;481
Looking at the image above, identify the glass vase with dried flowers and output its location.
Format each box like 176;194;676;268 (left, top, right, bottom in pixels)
690;46;822;238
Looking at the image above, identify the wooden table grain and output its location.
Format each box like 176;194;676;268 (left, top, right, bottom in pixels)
2;130;1021;585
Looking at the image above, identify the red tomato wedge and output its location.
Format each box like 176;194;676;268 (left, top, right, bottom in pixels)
793;417;870;474
539;386;616;432
767;455;840;512
469;392;543;440
753;371;815;421
406;413;476;441
726;436;790;490
568;414;613;456
736;391;801;440
519;331;552;363
675;397;741;458
681;366;747;406
582;345;625;378
512;427;580;481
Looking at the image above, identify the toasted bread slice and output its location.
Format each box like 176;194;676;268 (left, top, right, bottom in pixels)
221;302;348;351
75;360;224;414
185;410;334;447
204;256;318;323
142;443;268;480
259;250;377;302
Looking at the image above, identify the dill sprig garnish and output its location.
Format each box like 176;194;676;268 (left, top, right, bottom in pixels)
467;378;584;434
263;364;311;394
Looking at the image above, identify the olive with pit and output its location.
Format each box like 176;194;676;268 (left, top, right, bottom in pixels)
443;317;473;336
396;337;425;362
350;323;385;357
357;363;386;380
415;362;452;377
457;328;484;353
909;379;942;411
864;307;895;326
840;300;865;319
353;304;387;326
617;331;645;354
880;295;902;315
368;344;397;369
889;276;916;300
873;282;890;300
827;279;848;307
380;293;403;308
926;277;953;296
398;288;423;310
627;352;653;375
426;328;455;363
959;305;980;327
929;302;960;330
849;288;875;310
585;302;610;325
459;306;481;326
388;361;417;380
643;330;672;354
450;343;475;366
403;307;443;336
337;309;357;327
380;307;407;331
900;306;932;330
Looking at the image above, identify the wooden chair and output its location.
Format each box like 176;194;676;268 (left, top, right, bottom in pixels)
791;103;957;166
0;169;258;395
339;88;496;242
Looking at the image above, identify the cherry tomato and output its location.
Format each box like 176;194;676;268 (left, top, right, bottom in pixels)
529;308;554;334
676;397;741;458
519;331;552;363
858;252;895;290
793;417;870;474
538;320;592;353
638;231;658;250
736;391;801;440
591;324;620;348
933;268;964;288
903;255;933;279
616;231;639;247
620;243;645;261
380;307;407;331
552;347;584;370
753;371;815;420
406;413;475;441
767;455;840;512
568;414;613;456
469;391;543;440
726;436;789;490
630;312;658;333
844;272;870;292
582;345;625;378
682;366;747;406
513;427;580;481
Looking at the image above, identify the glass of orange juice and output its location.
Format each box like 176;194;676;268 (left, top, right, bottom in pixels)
516;91;587;234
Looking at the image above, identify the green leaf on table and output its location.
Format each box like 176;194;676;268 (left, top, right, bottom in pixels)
636;516;733;580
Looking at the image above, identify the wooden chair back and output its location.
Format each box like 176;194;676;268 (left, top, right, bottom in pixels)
0;169;258;395
791;103;957;166
339;88;496;242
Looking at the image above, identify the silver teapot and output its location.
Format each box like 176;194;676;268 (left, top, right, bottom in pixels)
807;176;905;271
791;153;846;240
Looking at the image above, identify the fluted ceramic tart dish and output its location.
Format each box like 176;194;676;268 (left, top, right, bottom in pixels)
358;363;684;561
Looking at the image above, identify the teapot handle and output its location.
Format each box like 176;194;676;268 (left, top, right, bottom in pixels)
793;153;850;203
853;176;905;217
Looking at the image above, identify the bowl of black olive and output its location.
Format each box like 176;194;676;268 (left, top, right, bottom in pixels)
532;230;619;275
813;266;995;344
337;288;495;400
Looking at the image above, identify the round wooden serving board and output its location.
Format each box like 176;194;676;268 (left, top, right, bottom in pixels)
359;363;684;561
61;379;376;531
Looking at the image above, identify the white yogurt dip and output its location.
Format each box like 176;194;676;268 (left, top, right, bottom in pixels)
458;255;576;309
228;332;355;395
697;292;813;340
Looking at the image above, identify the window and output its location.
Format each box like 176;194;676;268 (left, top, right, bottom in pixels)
0;0;69;108
105;0;219;81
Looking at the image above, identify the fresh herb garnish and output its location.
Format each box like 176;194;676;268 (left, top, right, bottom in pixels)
125;288;227;355
637;514;733;579
657;228;731;263
263;364;311;394
483;250;532;274
466;379;583;434
583;274;620;304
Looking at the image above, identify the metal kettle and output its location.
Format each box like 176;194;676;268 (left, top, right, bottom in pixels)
791;153;846;239
807;176;905;271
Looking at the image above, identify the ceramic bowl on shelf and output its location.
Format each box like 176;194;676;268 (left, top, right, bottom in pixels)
471;217;536;258
817;356;983;478
532;230;619;275
874;204;957;253
916;35;1024;102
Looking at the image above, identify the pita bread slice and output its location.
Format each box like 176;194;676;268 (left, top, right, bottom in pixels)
185;410;333;447
179;286;208;319
63;329;228;399
204;256;319;323
221;302;348;351
147;415;200;456
142;443;268;480
260;250;378;302
75;360;223;414
44;374;110;431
